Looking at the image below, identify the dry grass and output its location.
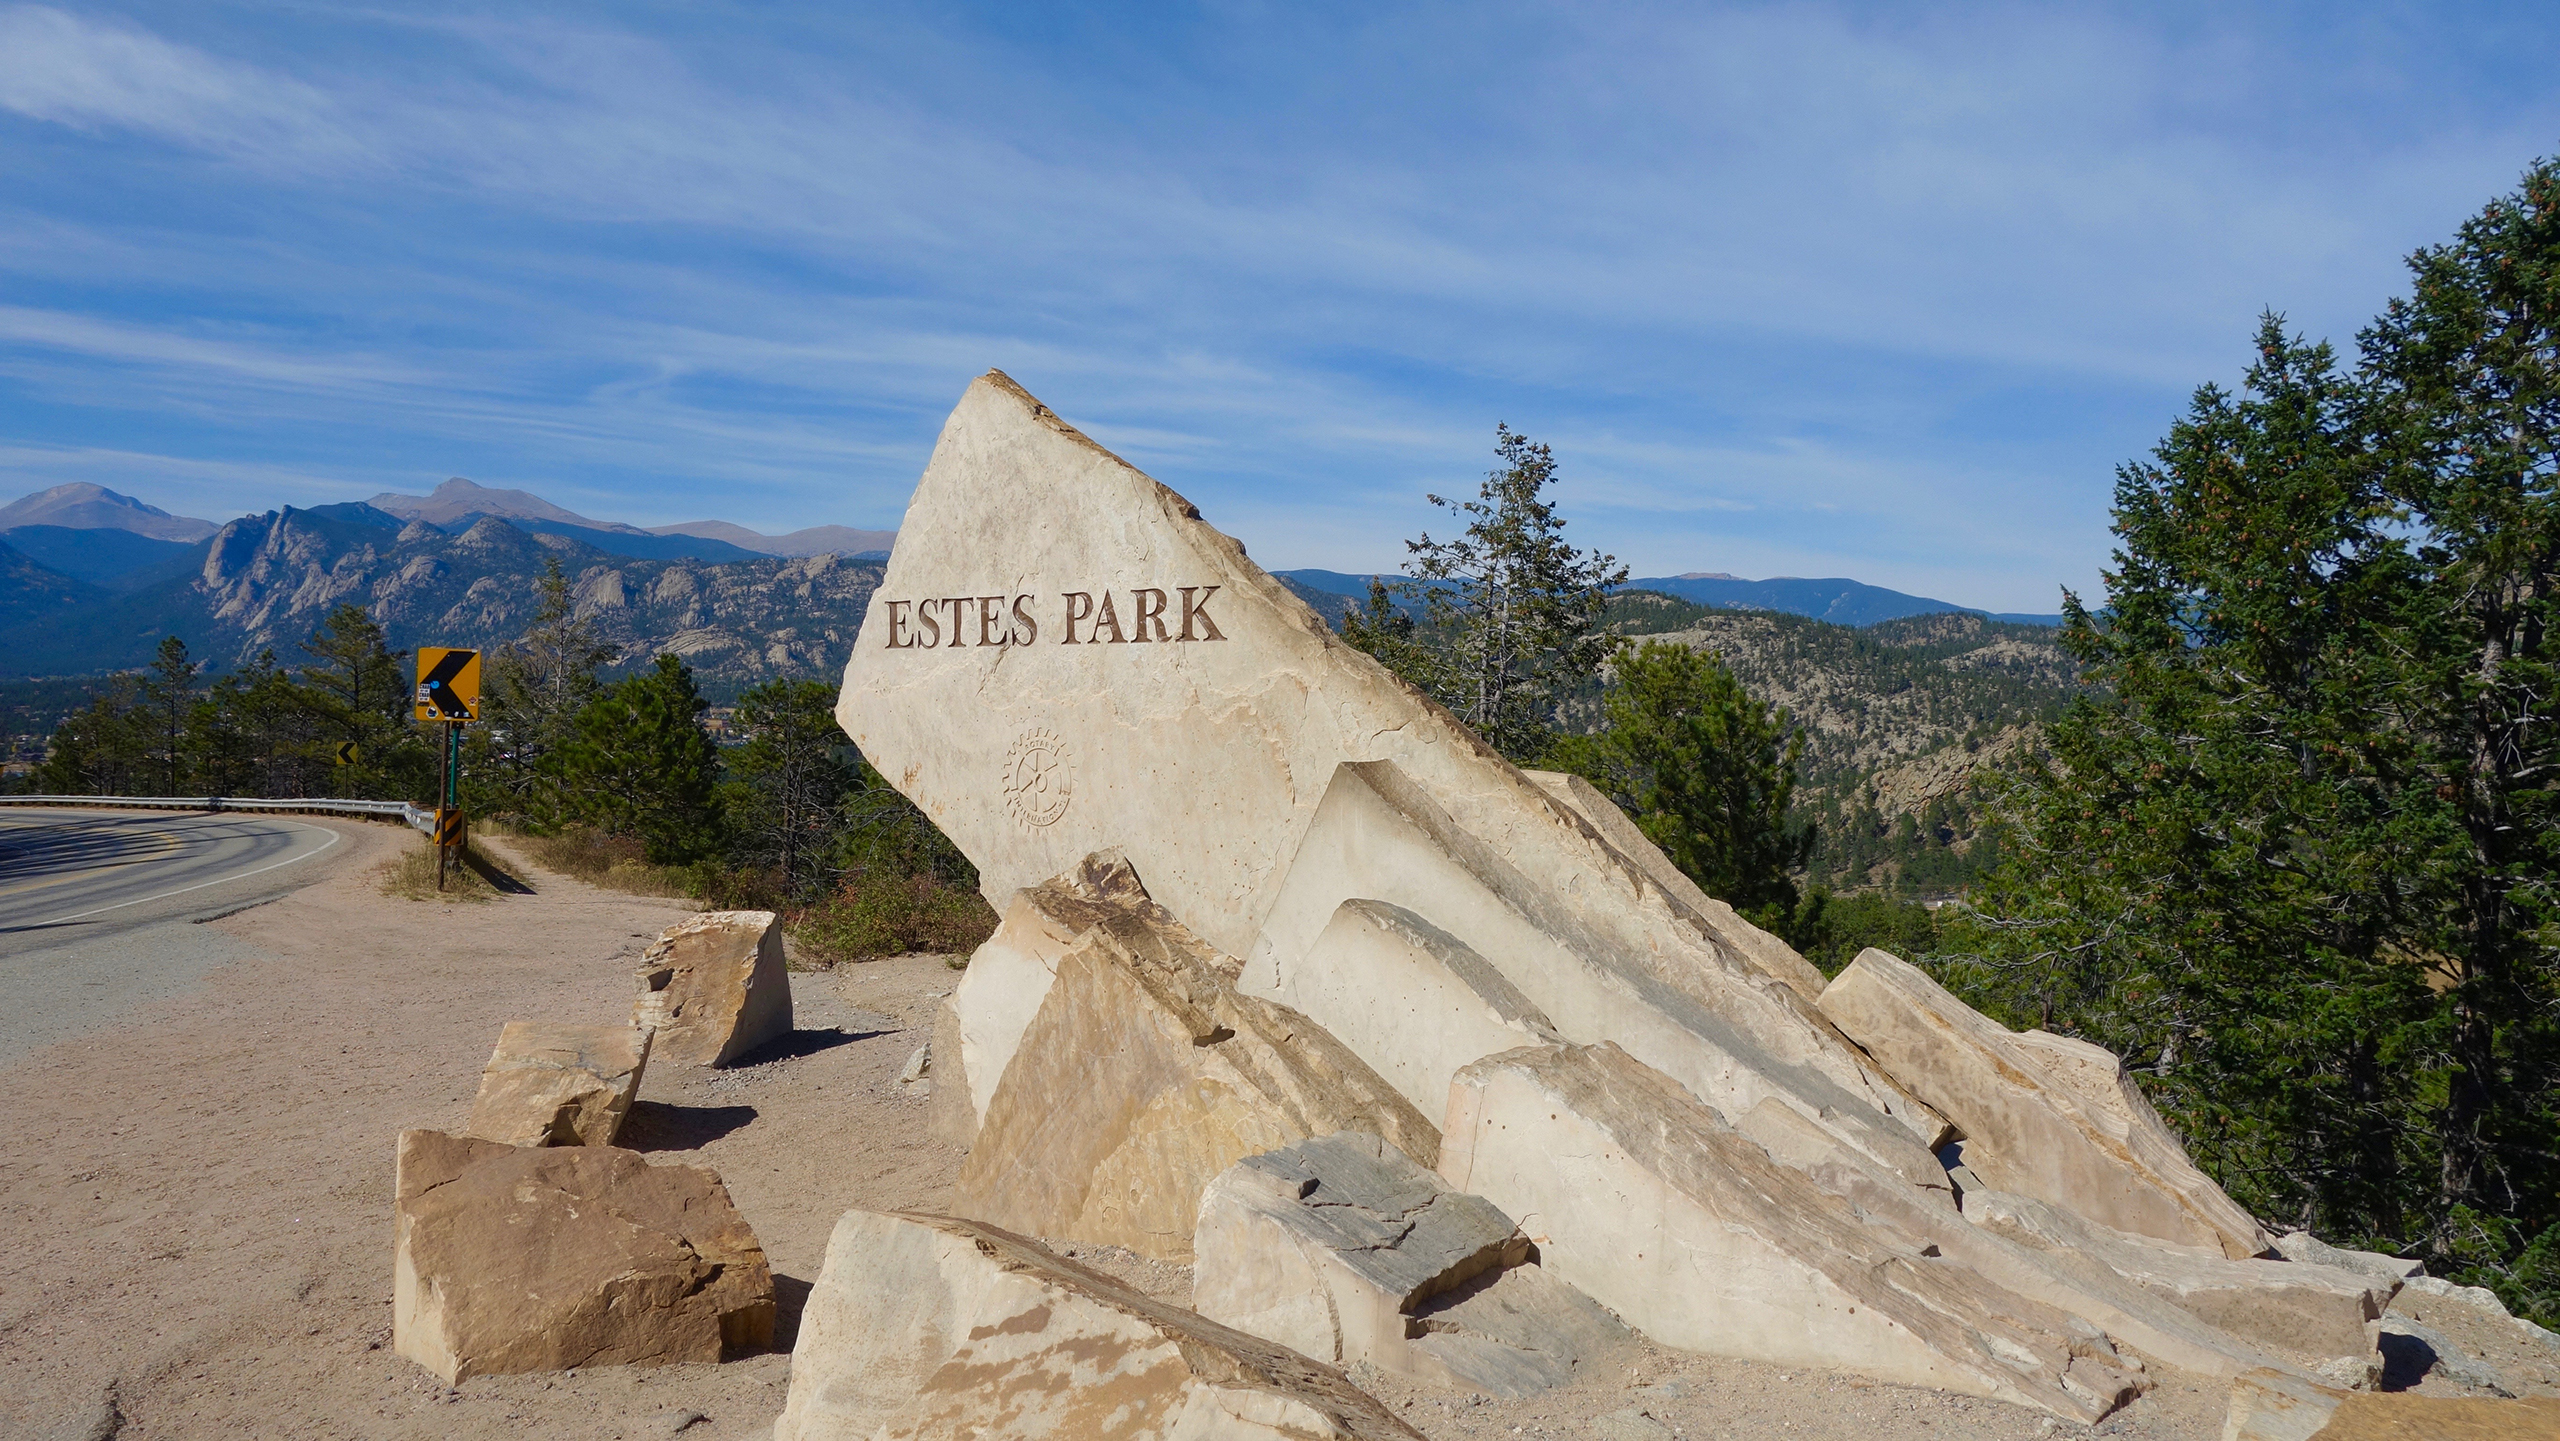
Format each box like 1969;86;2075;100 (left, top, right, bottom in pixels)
499;825;696;898
375;836;530;903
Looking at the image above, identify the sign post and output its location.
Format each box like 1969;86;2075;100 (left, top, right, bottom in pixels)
414;647;482;890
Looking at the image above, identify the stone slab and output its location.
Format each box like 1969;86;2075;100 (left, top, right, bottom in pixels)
632;910;791;1067
1521;768;1828;1006
950;854;1437;1260
774;1209;1423;1441
1964;1190;2392;1357
2276;1231;2427;1284
464;1021;651;1147
1818;947;2270;1259
1243;758;1954;1202
1194;1131;1626;1395
1260;899;1561;1121
1439;1042;2149;1422
391;1129;772;1383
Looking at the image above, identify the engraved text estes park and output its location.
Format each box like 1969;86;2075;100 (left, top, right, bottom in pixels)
877;587;1227;649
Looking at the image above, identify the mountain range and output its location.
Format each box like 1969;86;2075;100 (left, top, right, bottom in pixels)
1275;569;2066;630
0;479;2062;686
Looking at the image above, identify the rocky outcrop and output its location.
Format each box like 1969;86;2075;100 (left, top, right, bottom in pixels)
1194;1131;1628;1395
949;854;1436;1261
829;372;2394;1428
463;1021;651;1147
1818;947;2271;1259
774;1209;1423;1441
1962;1190;2391;1357
391;1130;773;1382
632;910;791;1067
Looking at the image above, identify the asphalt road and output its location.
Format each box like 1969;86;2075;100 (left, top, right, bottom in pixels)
0;807;356;1066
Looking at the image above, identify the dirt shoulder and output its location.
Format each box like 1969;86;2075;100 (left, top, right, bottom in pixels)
0;826;959;1441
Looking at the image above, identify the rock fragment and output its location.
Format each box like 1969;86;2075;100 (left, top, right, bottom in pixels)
1818;947;2270;1259
464;1021;650;1146
950;854;1437;1260
1194;1131;1627;1395
391;1129;773;1382
774;1209;1422;1441
632;910;791;1067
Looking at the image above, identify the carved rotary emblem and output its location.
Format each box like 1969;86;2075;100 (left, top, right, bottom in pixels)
1003;729;1074;828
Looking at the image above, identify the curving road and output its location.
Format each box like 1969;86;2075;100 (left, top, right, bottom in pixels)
0;808;343;940
0;807;354;1065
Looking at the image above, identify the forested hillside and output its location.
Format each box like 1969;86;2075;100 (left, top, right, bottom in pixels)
1579;592;2085;894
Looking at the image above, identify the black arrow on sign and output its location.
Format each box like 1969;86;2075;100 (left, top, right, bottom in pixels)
420;650;475;718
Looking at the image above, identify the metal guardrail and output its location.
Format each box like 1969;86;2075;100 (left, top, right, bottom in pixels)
0;794;437;834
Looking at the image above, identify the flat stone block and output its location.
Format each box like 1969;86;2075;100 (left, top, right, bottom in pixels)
391;1129;773;1383
464;1020;650;1147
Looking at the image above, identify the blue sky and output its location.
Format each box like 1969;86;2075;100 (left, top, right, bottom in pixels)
0;3;2554;613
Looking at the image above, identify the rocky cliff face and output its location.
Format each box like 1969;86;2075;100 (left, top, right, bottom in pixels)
0;508;881;683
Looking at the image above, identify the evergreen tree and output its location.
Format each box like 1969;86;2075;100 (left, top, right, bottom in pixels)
295;604;421;799
1946;159;2560;1310
562;653;723;863
1555;639;1810;929
138;635;197;794
1337;577;1446;699
474;554;613;821
35;686;145;795
722;677;854;896
1382;425;1628;760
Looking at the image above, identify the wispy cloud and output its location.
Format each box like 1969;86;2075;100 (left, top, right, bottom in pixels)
0;2;2552;609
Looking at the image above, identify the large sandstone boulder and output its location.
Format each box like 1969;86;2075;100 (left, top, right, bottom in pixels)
945;856;1150;1130
391;1129;773;1382
1817;947;2271;1260
949;853;1438;1260
774;1209;1422;1441
1961;1190;2393;1357
1440;1041;2152;1421
834;372;1939;1155
632;910;791;1067
1195;1131;1629;1396
464;1021;651;1147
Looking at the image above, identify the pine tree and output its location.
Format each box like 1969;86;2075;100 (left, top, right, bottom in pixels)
475;554;613;822
1946;159;2560;1310
138;635;197;794
1368;425;1627;761
562;653;723;863
294;605;421;799
1555;639;1810;929
723;677;854;896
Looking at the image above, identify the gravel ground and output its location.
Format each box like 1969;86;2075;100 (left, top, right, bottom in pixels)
3;824;2549;1440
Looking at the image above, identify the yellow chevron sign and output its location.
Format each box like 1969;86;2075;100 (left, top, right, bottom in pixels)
414;647;482;722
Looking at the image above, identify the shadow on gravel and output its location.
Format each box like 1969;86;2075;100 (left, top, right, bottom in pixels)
617;1101;759;1151
769;1274;816;1353
731;1026;881;1065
